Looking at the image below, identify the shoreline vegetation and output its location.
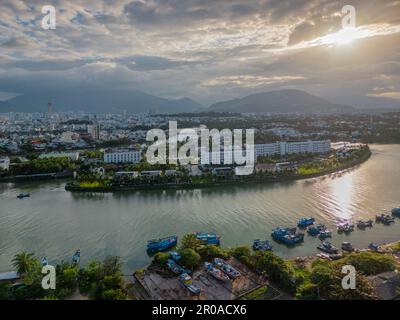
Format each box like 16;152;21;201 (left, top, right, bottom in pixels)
2;238;399;300
65;146;371;193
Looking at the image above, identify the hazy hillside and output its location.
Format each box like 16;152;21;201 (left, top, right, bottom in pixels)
0;88;204;114
209;89;354;114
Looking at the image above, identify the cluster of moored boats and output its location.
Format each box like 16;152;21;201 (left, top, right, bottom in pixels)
147;208;400;267
158;248;240;295
147;232;220;253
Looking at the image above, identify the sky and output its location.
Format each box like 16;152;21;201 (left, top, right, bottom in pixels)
0;0;400;106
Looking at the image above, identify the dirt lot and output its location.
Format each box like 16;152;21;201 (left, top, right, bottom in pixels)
133;257;268;300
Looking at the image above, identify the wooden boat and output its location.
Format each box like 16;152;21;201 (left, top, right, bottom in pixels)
341;242;354;252
72;249;80;264
179;273;201;295
253;239;273;251
317;241;339;254
17;193;30;199
195;232;220;245
357;219;373;229
147;235;178;253
42;257;48;266
204;262;230;282
297;217;315;228
213;258;241;279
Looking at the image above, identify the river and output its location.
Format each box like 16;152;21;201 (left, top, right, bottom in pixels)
1;144;399;273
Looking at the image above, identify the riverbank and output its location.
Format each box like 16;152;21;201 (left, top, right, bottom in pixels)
130;235;400;300
65;147;371;192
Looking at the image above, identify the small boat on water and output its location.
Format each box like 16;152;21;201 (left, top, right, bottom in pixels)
392;208;400;217
341;242;354;252
213;258;241;279
42;257;48;266
297;217;315;228
337;222;355;233
253;239;273;251
307;224;326;236
195;232;220;245
317;241;339;254
204;262;230;282
179;273;201;295
17;193;30;199
147;235;178;253
357;219;373;229
72;249;80;264
368;243;387;253
375;214;395;225
271;227;304;245
318;230;332;239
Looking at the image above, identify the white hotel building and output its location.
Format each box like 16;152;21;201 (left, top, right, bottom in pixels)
254;140;331;158
104;148;142;164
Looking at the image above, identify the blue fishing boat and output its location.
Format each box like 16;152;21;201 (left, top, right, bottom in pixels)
213;258;241;279
392;208;400;217
317;241;338;254
167;259;184;274
72;249;80;264
297;217;315;228
179;273;201;295
17;193;30;199
42;257;48;266
170;251;181;262
271;227;304;245
195;232;220;245
204;262;230;282
368;243;386;253
253;239;273;251
307;224;326;236
318;230;332;239
147;235;178;253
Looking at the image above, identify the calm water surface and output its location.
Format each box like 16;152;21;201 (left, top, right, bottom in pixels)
1;144;400;273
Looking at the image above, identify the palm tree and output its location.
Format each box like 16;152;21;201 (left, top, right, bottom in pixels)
12;252;38;275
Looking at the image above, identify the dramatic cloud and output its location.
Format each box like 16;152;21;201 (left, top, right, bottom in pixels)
0;0;399;106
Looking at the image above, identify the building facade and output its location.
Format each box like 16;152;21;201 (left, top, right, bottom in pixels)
0;156;10;171
104;149;141;164
87;124;101;140
254;140;331;159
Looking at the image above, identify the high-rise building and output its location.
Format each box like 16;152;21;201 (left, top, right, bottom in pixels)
87;123;101;140
47;102;53;116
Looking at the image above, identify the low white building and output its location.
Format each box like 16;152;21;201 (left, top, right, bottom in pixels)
104;148;141;164
253;140;331;159
0;156;10;171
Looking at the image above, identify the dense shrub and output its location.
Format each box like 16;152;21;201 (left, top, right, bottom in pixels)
179;248;201;270
335;252;395;275
197;245;229;260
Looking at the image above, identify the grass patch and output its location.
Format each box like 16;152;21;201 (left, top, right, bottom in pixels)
238;285;279;300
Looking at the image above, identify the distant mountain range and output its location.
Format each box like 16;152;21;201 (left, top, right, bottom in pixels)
1;88;399;115
208;89;354;114
0;88;203;114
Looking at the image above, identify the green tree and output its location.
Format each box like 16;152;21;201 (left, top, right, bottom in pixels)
179;248;201;270
12;252;39;275
180;234;203;251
